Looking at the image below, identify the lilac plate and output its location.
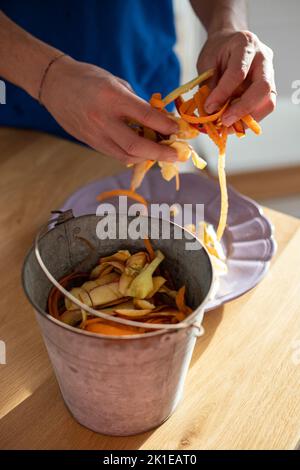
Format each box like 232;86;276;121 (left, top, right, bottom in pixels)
59;170;276;311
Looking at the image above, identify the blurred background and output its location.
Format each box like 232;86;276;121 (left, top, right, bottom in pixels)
174;0;300;217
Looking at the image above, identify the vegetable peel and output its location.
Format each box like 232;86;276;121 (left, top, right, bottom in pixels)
48;247;192;335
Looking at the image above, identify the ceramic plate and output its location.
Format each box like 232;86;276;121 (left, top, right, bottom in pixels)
59;170;276;310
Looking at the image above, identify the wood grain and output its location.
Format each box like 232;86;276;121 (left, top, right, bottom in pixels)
0;129;123;420
226;165;300;200
0;129;299;450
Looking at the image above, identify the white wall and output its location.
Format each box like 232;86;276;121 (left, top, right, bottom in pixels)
174;0;300;174
173;0;204;83
249;0;300;98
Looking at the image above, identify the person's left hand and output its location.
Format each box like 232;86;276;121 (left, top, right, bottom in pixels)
197;29;276;126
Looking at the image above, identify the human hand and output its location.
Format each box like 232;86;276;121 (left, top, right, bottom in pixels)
41;56;179;164
197;30;276;126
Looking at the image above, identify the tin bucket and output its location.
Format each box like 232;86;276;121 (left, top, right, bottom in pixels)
22;211;213;436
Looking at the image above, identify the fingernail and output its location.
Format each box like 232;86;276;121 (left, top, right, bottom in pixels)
205;102;219;114
222;115;238;127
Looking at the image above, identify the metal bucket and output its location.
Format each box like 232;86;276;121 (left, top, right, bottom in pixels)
22;211;213;436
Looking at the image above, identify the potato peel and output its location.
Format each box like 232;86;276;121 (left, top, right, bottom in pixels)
49;247;193;335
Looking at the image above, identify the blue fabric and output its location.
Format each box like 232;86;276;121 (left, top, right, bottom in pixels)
0;0;179;139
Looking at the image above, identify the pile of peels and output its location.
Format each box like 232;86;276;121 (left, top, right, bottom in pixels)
97;68;261;241
48;240;192;336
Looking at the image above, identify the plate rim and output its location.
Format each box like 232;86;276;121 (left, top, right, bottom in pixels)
59;170;277;311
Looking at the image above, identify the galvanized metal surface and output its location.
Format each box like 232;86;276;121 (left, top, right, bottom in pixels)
22;214;213;435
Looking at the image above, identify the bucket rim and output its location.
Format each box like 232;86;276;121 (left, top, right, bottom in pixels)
21;212;216;340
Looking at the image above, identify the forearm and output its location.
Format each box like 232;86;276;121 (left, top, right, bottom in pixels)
190;0;248;34
0;11;63;99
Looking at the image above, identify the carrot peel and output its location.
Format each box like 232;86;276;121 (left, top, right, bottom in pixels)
144;237;155;261
241;115;262;135
96;189;147;206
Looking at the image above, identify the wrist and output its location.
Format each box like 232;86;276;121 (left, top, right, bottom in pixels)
206;2;248;37
207;21;248;37
38;53;69;105
26;45;70;100
39;54;76;108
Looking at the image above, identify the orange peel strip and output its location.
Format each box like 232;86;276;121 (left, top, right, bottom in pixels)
179;97;197;115
198;84;211;99
205;122;222;147
194;87;221;147
175;286;192;315
180;100;229;124
143;237;155;261
149;93;164;110
85;322;142;336
233;120;245;138
97;189;147;206
241;115;262;135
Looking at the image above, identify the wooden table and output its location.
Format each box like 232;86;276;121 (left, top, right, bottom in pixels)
0;128;300;450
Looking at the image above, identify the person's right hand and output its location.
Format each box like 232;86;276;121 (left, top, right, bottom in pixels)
41;55;179;164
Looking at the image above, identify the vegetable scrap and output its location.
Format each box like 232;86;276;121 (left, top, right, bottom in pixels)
97;68;261;242
185;222;227;276
48;240;192;336
97;189;147;206
147;70;261;240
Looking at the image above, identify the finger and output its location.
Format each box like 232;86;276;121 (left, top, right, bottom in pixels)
89;135;142;165
200;68;219;91
206;71;219;91
249;92;276;122
117;78;134;93
117;89;179;136
107;121;178;162
205;43;256;113
222;79;273;126
197;60;220;90
222;48;276;126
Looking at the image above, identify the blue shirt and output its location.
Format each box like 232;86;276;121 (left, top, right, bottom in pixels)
0;0;179;139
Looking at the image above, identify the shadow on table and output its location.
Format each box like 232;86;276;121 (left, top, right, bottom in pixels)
190;305;224;368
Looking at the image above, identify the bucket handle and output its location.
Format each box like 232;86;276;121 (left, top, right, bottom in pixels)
34;211;204;333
